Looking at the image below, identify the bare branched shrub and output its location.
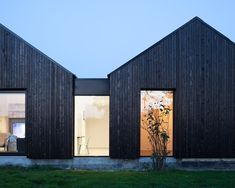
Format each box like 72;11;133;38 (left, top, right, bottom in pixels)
141;91;172;170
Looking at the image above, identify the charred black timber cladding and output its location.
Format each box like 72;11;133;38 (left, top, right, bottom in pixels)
109;17;235;158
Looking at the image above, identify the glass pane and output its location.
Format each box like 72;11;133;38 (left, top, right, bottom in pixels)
140;90;173;156
0;93;25;153
74;96;109;156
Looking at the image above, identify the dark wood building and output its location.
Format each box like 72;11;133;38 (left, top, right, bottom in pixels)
109;17;235;159
0;17;234;160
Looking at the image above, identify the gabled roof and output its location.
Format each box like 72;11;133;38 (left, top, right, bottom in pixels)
108;16;235;77
0;23;75;76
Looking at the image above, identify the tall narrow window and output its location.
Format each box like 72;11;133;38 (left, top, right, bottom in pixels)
74;96;109;156
0;93;25;153
140;90;173;156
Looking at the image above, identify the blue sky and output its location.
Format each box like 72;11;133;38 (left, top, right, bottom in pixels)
1;1;235;78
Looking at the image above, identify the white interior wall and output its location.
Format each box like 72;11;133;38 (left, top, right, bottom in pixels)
0;94;25;134
74;96;109;156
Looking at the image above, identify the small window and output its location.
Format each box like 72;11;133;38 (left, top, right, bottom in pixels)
140;90;173;156
0;93;25;153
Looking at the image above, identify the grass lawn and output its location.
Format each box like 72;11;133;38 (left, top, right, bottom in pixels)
0;167;235;188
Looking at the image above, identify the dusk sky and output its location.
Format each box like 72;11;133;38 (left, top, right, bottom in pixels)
1;1;235;78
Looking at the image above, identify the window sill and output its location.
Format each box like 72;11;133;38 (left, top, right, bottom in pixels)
0;152;25;156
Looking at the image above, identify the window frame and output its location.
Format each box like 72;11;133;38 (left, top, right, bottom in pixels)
0;90;26;156
139;89;175;157
73;95;110;157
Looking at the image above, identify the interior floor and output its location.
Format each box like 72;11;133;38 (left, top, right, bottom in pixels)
76;148;109;156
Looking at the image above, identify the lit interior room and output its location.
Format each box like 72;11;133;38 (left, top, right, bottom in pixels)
0;93;25;153
74;96;109;156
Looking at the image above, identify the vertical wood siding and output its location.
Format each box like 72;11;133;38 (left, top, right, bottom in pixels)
109;18;235;158
0;26;74;159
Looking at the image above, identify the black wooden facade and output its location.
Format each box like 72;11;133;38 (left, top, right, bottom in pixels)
1;17;235;159
109;17;235;158
0;24;74;159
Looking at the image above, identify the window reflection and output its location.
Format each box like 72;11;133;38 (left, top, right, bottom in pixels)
140;91;173;156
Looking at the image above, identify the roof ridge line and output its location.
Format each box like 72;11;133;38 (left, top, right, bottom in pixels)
0;23;76;77
108;16;235;76
107;16;199;76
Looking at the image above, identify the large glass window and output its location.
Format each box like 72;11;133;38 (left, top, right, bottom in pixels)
74;96;109;156
140;90;173;156
0;93;25;153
